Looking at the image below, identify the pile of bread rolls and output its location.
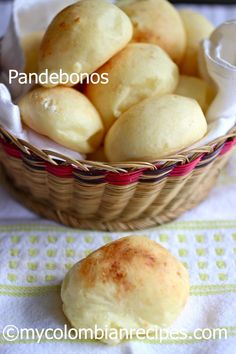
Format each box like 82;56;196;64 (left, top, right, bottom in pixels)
19;0;216;162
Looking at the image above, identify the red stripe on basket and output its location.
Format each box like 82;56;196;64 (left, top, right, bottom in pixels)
106;170;144;185
170;155;203;177
220;138;236;156
1;141;21;158
46;163;73;177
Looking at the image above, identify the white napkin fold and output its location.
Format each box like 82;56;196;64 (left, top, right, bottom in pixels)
194;20;236;148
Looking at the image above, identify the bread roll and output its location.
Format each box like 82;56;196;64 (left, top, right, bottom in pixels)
88;146;107;162
105;94;207;162
21;31;44;74
179;10;214;76
85;43;179;131
175;76;216;113
61;235;189;344
117;0;186;64
19;87;104;153
38;0;133;87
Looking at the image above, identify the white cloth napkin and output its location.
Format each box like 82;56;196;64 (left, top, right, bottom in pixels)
193;20;236;148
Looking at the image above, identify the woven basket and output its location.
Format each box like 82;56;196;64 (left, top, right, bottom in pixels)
0;125;236;231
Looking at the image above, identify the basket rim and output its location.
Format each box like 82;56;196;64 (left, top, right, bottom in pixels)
1;124;236;172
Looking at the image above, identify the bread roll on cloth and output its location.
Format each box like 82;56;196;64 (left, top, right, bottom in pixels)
105;94;207;162
61;235;190;344
117;0;186;64
38;0;133;87
179;10;214;76
86;43;179;131
18;87;104;153
21;31;44;74
175;76;216;113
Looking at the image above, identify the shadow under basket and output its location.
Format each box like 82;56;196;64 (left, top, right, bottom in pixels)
0;126;236;231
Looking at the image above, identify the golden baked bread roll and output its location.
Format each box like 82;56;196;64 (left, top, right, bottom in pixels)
38;0;133;87
21;31;44;74
61;235;190;344
175;76;216;113
105;94;207;162
179;10;214;76
85;43;179;131
19;87;104;153
117;0;186;64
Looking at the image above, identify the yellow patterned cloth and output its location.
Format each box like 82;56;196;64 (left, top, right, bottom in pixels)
0;152;236;353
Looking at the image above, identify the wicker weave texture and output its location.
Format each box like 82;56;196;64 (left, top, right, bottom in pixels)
0;126;236;231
